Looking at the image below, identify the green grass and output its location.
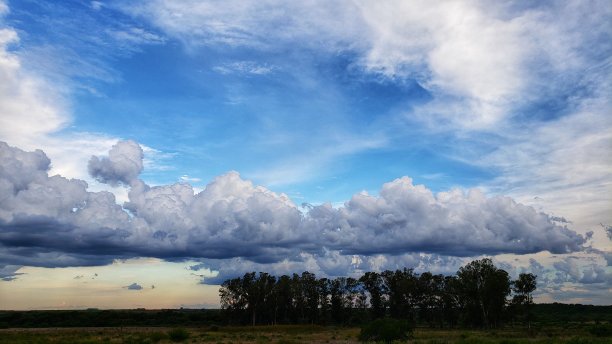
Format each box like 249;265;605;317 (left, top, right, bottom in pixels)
0;323;610;343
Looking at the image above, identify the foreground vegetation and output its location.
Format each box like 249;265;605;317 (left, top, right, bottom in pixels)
1;258;609;343
1;323;611;344
1;304;610;329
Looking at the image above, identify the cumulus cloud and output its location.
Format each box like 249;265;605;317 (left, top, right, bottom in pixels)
88;140;144;186
126;282;143;290
478;252;610;304
308;178;585;256
603;224;612;240
115;1;611;240
553;257;612;285
0;141;588;274
194;251;467;285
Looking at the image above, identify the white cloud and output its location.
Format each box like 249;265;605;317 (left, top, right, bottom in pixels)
213;61;276;75
122;1;610;129
0;0;7;16
107;27;165;45
248;134;386;186
180;175;201;183
0;10;122;185
0;28;69;147
479;64;612;249
90;1;103;11
0;5;170;193
0;141;587;270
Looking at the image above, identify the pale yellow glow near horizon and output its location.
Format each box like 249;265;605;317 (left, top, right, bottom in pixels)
0;258;220;310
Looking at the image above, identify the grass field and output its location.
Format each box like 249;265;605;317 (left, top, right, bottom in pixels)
0;324;610;344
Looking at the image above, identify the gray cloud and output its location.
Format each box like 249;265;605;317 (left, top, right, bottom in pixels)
307;179;585;256
553;257;612;285
603;223;612;240
88;140;143;186
0;264;23;281
126;282;143;290
0;141;587;275
194;252;467;285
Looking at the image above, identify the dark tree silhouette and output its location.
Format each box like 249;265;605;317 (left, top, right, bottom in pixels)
513;273;537;328
382;268;417;320
218;259;531;328
457;258;511;328
359;271;386;319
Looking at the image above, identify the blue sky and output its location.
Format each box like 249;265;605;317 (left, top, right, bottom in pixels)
8;0;493;198
0;0;610;308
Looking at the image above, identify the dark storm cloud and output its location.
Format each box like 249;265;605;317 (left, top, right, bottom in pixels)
0;141;588;273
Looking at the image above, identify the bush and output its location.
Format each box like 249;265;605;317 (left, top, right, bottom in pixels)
589;323;612;337
167;328;190;342
148;331;167;343
358;318;413;343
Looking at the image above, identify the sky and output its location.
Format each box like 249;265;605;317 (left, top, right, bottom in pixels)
0;0;610;309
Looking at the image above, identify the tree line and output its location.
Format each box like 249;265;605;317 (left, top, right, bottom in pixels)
219;258;537;328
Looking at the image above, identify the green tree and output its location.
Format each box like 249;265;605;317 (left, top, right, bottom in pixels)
359;271;386;319
219;276;247;324
382;268;417;320
457;258;511;328
512;273;537;328
301;271;320;324
274;275;293;324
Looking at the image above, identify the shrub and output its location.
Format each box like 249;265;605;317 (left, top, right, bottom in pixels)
167;328;190;342
148;331;167;343
358;318;413;343
589;323;612;337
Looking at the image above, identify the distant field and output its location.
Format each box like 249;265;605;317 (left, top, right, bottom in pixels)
1;324;611;344
0;304;610;343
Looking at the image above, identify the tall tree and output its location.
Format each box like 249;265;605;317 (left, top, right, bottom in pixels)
317;277;331;324
301;271;320;324
457;258;511;328
512;273;537;328
291;273;305;323
219;277;247;323
382;268;417;320
329;277;345;323
219;259;525;327
359;271;386;319
441;275;461;327
274;275;293;324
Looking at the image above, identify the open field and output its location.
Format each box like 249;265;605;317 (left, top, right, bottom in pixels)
1;325;611;344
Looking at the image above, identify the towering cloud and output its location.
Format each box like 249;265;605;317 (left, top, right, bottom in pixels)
307;177;586;257
88;140;143;186
0;141;587;275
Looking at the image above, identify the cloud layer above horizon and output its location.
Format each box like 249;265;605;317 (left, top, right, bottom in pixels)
0;0;610;305
0;140;586;278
